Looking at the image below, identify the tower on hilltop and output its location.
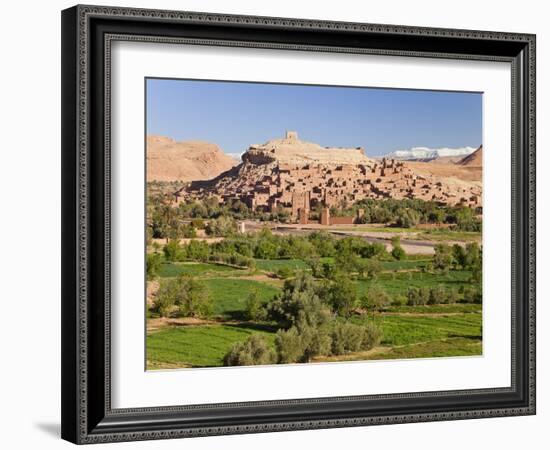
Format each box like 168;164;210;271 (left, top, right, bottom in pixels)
285;130;298;140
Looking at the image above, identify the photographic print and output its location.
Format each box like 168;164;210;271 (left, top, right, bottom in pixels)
145;78;483;370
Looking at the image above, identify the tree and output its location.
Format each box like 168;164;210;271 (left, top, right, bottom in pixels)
245;289;266;321
223;335;276;366
153;279;178;317
267;272;331;330
428;285;447;305
433;243;452;271
163;239;181;262
391;236;406;260
175;276;212;318
146;253;162;281
360;285;390;311
205;216;237;237
452;244;467;269
185;239;209;261
275;323;332;363
324;274;358;317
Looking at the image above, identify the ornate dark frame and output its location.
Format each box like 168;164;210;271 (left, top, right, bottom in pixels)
61;4;536;445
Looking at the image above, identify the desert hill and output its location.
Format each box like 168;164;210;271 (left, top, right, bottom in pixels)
458;145;483;166
182;131;482;212
147;135;238;182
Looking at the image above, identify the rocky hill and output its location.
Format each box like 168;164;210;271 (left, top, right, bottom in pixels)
147;135;238;182
458;145;483;166
180;132;482;215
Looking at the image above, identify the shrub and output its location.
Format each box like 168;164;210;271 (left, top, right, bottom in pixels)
172;275;212;317
276;266;295;280
267;272;331;329
206;216;237;237
433;243;453;271
275;327;304;364
275;324;332;363
324;274;358;317
360;286;390;311
153;279;178;317
146;253;162;281
223;335;276;366
185;240;210;262
391;236;406;260
244;289;266;321
163;239;181;262
361;322;383;350
330;321;382;355
428;285;447;305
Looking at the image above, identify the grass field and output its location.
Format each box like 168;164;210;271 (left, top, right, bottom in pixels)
147;251;482;369
147;324;277;368
203;278;280;319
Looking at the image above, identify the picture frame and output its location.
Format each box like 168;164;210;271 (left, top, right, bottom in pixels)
61;4;536;444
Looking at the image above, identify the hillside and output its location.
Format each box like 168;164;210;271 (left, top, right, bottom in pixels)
459;145;483;166
147;135;238;182
184;131;482;210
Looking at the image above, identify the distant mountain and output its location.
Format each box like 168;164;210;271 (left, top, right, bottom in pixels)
383;146;478;162
147;136;238;182
458;145;483;166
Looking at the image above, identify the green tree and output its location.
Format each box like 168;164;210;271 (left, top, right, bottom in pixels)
223;335;276;366
433;243;452;271
174;275;212;318
245;289;266;321
267;272;331;329
391;236;406;260
360;285;390;311
163;239;181;262
324;274;358;317
146;253;162;281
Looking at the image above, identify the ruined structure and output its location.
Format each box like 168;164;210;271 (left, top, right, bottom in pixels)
175;132;482;222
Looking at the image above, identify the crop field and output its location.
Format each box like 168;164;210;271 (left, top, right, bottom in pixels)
147;253;482;369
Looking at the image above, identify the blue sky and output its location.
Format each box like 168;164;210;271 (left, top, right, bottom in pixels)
146;78;482;157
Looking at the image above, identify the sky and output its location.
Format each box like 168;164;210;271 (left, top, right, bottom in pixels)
146;78;482;157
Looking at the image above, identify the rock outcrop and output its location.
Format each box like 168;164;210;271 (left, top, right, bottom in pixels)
458;145;483;166
147;135;238;182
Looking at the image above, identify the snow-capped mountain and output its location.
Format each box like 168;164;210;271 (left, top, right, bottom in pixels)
383;146;478;161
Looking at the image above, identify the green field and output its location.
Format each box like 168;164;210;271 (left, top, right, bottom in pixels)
147;253;482;369
204;278;280;319
147;324;277;368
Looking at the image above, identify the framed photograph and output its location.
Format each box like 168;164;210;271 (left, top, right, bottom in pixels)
61;5;536;444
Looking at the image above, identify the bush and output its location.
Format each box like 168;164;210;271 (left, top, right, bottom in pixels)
205;216;237;237
185;240;210;262
330;321;382;355
223;335;276;366
361;322;383;350
275;324;331;363
153;279;178;317
267;272;331;329
276;266;295;280
244;289;266;321
360;286;390;311
433;243;453;271
163;239;181;262
146;253;162;280
407;287;429;306
324;274;358;317
331;322;364;355
275;327;304;364
428;285;447;305
391;236;406;260
155;275;212;318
